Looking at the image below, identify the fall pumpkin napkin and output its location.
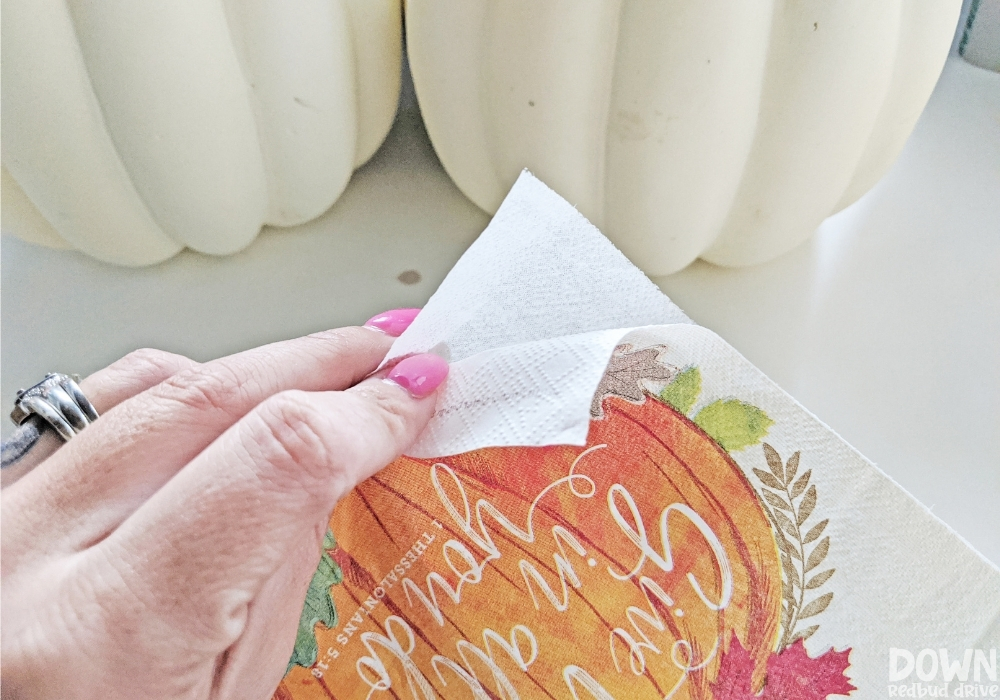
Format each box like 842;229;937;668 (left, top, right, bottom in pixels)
277;172;1000;700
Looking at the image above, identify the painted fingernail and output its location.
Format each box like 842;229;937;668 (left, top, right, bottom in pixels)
386;354;449;398
364;308;421;337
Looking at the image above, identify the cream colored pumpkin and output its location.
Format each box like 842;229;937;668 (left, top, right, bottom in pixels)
1;0;400;265
406;0;962;274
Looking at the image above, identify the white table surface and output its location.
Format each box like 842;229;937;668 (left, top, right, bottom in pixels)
3;57;998;566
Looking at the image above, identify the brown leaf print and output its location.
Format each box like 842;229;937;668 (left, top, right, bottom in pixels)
590;344;677;417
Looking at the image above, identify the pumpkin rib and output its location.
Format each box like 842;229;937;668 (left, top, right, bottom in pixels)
517;400;777;687
361;475;540;626
603;0;770;274
343;0;402;168
746;547;782;659
1;0;182;265
363;475;526;596
832;0;963;213
357;580;537;700
631;447;736;654
534;496;651;587
612;439;751;680
519;474;731;663
481;0;623;228
703;0;903;267
6;0;403;263
354;484;404;549
602;398;782;672
0;168;71;250
416;447;687;588
315;676;339;700
336;548;454;666
637;417;781;663
404;0;502;213
64;0;269;256
221;0;358;228
409;456;699;650
645;439;759;594
609;400;773;589
366;462;680;697
368;470;626;638
511;470;699;693
311;668;338;700
588;398;781;691
407;450;648;583
646;455;737;640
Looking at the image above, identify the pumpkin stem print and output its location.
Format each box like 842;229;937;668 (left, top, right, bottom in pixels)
278;344;855;699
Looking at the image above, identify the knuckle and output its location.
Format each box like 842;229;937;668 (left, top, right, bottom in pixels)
152;363;250;419
305;325;372;347
252;391;336;489
303;326;387;377
366;388;414;446
111;347;192;383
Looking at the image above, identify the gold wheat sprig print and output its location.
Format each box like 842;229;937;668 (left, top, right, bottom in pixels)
753;443;836;649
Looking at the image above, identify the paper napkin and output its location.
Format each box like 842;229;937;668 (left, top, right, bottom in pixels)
276;172;999;700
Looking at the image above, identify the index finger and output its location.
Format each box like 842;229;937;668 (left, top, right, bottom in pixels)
7;323;402;554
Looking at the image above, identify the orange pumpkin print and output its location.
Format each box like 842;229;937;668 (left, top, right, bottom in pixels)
278;394;783;700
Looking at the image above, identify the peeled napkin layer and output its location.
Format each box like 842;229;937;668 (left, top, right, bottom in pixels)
387;170;690;457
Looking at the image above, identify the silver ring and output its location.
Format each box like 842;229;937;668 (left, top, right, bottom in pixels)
10;373;99;442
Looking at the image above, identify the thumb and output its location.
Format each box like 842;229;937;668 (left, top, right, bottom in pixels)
90;354;447;660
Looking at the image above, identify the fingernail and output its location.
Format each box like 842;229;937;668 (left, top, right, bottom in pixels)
364;308;421;337
386;353;449;398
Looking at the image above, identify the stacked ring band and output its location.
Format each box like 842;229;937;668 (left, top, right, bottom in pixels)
10;373;99;441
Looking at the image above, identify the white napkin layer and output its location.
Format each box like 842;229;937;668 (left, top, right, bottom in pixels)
405;328;629;457
389;171;690;457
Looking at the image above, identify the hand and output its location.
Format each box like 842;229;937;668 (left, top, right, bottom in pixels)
1;309;447;700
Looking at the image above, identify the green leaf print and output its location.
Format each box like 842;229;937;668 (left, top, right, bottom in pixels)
659;367;702;414
287;529;343;673
694;399;773;452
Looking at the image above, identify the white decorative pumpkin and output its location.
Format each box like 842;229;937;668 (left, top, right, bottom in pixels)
406;0;962;275
1;0;400;266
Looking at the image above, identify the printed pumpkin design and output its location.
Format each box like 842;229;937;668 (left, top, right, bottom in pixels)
279;391;784;699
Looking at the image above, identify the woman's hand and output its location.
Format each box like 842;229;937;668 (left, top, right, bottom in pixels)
0;309;447;700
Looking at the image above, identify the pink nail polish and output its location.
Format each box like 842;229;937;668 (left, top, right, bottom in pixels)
386;354;449;398
364;308;421;337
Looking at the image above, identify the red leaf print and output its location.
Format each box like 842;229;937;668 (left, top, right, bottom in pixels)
762;640;856;700
711;634;760;700
710;637;856;699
